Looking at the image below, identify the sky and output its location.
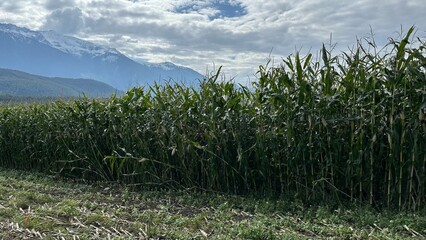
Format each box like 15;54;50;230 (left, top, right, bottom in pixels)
0;0;425;83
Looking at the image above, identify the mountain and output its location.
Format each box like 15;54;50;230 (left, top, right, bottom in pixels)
0;68;119;98
0;23;203;90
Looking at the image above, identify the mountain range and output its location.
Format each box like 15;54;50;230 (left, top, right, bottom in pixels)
0;23;203;91
0;68;119;98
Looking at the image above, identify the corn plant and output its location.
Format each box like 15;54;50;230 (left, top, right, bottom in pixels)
0;27;424;209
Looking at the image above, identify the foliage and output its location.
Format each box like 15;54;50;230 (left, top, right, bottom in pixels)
0;27;425;210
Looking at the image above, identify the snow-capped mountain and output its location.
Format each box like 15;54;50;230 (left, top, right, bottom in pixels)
0;23;203;90
41;30;122;58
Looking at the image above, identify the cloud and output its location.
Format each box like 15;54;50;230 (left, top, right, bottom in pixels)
45;0;77;10
43;7;85;34
1;0;425;82
0;1;22;12
0;1;46;30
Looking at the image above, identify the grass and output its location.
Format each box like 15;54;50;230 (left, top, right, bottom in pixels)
1;167;425;239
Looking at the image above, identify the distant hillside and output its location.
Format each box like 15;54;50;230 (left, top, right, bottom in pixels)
0;68;120;98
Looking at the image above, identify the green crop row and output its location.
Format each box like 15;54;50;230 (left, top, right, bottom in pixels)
0;27;425;210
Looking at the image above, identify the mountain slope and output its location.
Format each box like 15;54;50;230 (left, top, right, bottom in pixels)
0;23;203;90
0;68;119;97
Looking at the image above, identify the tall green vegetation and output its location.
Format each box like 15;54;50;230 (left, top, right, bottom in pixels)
0;27;425;209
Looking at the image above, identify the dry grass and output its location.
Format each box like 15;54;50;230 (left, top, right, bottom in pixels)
1;168;425;239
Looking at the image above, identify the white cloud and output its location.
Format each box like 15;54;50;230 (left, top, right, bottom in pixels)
0;0;46;30
0;0;425;83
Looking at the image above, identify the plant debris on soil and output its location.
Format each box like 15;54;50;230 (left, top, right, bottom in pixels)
0;168;425;239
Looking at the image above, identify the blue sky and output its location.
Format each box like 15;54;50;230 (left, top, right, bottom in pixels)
174;1;247;20
0;0;425;83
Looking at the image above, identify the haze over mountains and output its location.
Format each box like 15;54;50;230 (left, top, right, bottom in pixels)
0;23;203;92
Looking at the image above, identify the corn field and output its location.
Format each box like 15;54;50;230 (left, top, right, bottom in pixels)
0;28;425;209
